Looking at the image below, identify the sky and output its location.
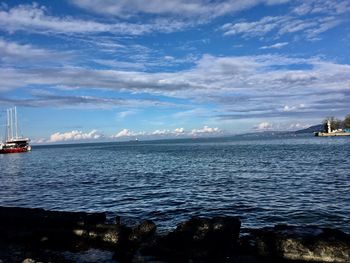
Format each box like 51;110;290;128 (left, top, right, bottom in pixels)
0;0;349;143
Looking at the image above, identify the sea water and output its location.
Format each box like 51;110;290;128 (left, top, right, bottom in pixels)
0;135;349;232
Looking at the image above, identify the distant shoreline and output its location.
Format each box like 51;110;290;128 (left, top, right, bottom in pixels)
315;131;350;137
31;131;319;147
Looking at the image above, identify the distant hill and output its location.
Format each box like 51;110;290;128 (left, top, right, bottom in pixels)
295;124;323;134
234;131;293;138
234;124;324;137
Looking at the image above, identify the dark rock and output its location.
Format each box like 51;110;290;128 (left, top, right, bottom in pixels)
0;206;106;227
244;225;350;262
113;220;157;262
147;216;241;263
3;206;350;263
71;224;122;247
115;216;121;225
0;206;122;250
130;220;157;242
0;240;71;263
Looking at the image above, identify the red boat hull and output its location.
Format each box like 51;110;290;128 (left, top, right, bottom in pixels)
0;148;28;154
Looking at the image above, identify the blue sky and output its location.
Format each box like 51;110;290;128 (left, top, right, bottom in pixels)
0;0;349;143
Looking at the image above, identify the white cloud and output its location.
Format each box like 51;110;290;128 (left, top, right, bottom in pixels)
49;129;102;142
305;17;343;39
174;127;185;134
0;2;347;39
71;0;289;19
221;3;347;40
282;104;306;112
0;92;177;109
253;121;312;131
260;42;288;49
164;56;175;60
150;127;186;136
254;122;273;130
113;129;132;138
1;54;350;119
288;123;309;130
111;126;220;139
112;129;146;138
151;129;171;135
94;59;145;70
293;0;350;16
191;126;221;135
0;38;48;59
222;16;281;37
283;105;295;112
0;38;69;64
0;3;187;35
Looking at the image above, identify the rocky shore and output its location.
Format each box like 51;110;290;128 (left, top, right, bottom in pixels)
0;206;349;263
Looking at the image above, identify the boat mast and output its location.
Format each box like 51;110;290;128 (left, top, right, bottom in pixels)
15;106;18;139
10;108;14;140
4;107;20;141
6;109;9;141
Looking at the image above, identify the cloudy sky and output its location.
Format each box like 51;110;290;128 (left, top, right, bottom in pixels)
0;0;349;143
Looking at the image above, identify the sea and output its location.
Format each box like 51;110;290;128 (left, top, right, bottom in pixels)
1;135;349;233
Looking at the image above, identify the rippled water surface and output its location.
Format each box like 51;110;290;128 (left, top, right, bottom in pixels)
1;136;349;232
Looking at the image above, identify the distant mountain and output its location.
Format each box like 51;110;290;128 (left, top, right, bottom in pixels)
295;124;324;134
235;131;293;138
221;124;324;139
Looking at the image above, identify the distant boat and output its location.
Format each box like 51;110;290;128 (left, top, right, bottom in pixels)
0;107;31;154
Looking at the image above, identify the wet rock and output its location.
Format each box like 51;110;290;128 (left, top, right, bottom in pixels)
0;206;122;249
71;224;122;246
130;220;157;242
2;206;350;263
0;206;106;227
245;225;350;262
0;240;77;263
114;220;157;262
147;216;241;263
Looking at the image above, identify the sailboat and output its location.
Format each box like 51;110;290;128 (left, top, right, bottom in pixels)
0;107;31;154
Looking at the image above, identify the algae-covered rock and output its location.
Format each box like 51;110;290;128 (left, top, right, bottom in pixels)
113;220;157;262
0;206;121;249
246;225;350;262
148;216;241;262
0;206;106;227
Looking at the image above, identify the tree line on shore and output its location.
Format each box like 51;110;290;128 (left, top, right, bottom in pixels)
323;114;350;131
